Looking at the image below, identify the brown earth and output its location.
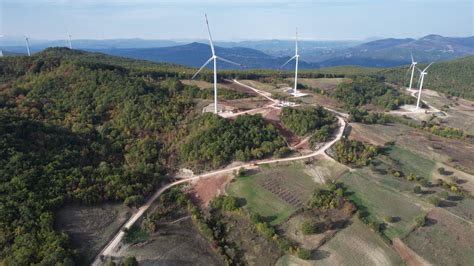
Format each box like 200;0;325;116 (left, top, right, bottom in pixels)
189;174;234;206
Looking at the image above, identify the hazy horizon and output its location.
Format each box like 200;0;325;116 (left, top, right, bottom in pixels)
1;0;472;41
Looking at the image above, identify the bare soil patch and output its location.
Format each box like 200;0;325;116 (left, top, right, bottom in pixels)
190;174;234;206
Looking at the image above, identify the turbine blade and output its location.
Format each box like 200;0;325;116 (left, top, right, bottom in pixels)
216;56;243;67
423;62;433;72
204;14;215;56
192;57;214;79
279;55;297;69
410;52;414;64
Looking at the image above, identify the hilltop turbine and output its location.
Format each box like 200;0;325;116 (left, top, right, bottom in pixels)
280;28;301;97
406;53;417;90
0;34;3;57
24;36;31;56
415;63;433;110
67;32;73;49
192;14;243;114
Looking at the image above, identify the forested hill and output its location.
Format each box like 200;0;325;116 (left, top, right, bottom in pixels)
382;55;474;100
0;48;294;264
0;48;220;264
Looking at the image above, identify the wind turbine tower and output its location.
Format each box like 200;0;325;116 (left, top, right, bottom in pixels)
415;63;433;110
24;36;31;56
280;28;304;97
407;54;417;90
67;32;73;49
192;14;242;114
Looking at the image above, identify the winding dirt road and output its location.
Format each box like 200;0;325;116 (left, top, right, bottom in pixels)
92;80;346;265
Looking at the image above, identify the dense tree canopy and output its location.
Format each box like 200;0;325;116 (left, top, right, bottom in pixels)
181;113;287;170
332;76;414;110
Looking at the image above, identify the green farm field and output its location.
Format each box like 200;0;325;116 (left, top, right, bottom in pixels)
226;162;322;225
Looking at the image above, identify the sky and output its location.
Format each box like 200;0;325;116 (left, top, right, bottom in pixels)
1;0;473;41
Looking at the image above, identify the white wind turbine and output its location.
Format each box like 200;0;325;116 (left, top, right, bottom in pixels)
415;63;433;109
406;53;417;90
192;14;243;114
0;34;3;58
280;28;300;96
24;36;31;56
67;31;73;49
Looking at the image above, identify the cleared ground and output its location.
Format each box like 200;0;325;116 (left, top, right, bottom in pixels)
293;78;347;91
55;204;132;265
276;218;402;266
404;208;474;265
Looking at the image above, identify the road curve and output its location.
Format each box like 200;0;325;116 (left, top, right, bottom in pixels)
92;81;346;266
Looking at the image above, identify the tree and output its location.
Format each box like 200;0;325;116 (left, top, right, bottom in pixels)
123;256;138;266
413;185;422;194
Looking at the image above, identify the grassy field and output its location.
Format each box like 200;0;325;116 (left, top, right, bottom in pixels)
340;170;428;239
294;78;346;91
276;218;402;266
55;204;132;265
226;163;321;225
404;208;474;266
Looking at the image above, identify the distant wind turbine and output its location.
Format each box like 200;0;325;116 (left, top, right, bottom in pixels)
24;36;31;56
280;28;300;96
0;34;3;57
415;63;433;109
67;32;73;49
406;53;417;90
191;14;243;114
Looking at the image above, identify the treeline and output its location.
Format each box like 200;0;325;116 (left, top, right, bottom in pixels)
332;76;414;110
180;113;288;170
349;109;390;124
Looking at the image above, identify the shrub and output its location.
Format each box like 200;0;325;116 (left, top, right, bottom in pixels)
123;257;138;266
296;248;312;260
413;185;422;194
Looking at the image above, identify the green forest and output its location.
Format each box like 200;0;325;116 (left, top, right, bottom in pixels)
180;113;287;170
332;76;415;110
280;106;337;136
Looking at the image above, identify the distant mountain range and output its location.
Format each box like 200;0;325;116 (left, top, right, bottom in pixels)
2;35;473;69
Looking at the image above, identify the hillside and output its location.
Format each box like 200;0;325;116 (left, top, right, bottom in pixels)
0;48;289;264
90;42;318;70
382;55;474;100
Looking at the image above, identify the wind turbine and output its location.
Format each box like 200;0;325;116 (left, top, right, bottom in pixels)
0;34;3;57
24;36;31;56
192;14;243;114
67;31;73;49
406;53;417;90
415;63;433;109
280;28;300;96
